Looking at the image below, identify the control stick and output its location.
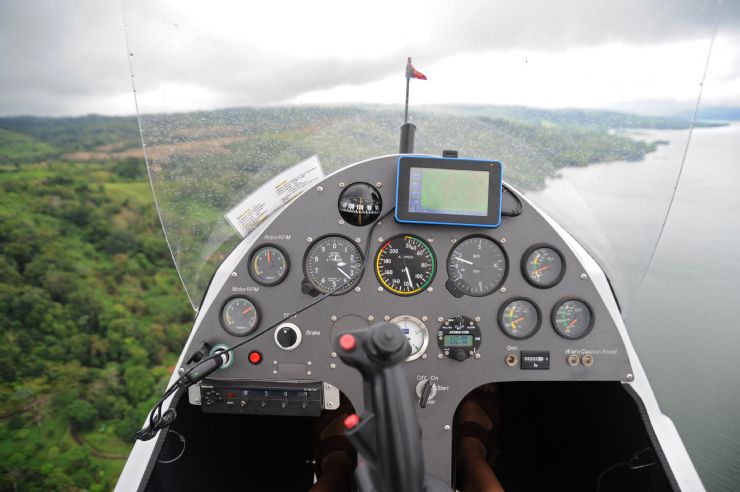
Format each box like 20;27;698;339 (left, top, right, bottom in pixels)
333;323;451;492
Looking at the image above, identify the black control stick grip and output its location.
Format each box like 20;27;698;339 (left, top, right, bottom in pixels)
334;323;428;492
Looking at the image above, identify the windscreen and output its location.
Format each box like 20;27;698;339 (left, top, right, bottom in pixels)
123;0;723;313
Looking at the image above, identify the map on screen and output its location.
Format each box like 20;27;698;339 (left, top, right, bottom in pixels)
408;167;489;216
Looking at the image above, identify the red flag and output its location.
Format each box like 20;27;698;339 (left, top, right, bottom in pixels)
406;58;427;80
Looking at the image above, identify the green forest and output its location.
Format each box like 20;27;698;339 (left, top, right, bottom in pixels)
0;107;697;490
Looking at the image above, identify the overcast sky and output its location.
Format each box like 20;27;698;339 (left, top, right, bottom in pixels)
1;0;738;116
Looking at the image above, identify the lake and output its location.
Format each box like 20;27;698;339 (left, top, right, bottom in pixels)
528;123;740;491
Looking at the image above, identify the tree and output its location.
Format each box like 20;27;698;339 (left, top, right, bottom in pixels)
65;399;98;431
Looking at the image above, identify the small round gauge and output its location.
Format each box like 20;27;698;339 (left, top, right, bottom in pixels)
447;235;507;297
248;244;289;286
303;235;363;295
375;234;436;296
552;299;594;340
522;245;565;288
220;297;260;336
390;315;429;361
498;298;541;339
338;182;382;227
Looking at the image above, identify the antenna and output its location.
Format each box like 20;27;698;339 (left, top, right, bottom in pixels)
399;57;426;154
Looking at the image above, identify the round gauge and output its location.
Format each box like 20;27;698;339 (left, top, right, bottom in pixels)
375;234;436;296
338;182;382;226
446;235;507;297
436;315;482;362
220;297;260;336
552;299;594;340
303;235;363;294
390;315;429;361
522;245;565;288
248;244;289;286
498;298;541;339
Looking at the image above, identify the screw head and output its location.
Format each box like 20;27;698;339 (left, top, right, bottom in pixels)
500;237;507;243
316;186;323;192
376;182;382;188
306;370;312;376
331;352;337;358
330;363;336;369
451;238;457;243
422;315;428;322
307;237;313;243
355;286;361;292
338;220;345;225
384;315;390;321
367;315;374;322
427;287;434;293
355;237;361;243
444;424;451;431
438;316;444;323
475;316;481;323
437;354;444;359
500;287;507;293
330;315;337;322
474;353;481;359
421;354;427;359
377;237;384;243
377;286;384;292
626;373;634;381
580;273;588;280
339;182;345;188
272;370;278;375
231;271;237;278
178;367;185;374
306;361;312;366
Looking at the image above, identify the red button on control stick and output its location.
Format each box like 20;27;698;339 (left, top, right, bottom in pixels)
344;413;360;430
248;350;263;365
339;334;356;352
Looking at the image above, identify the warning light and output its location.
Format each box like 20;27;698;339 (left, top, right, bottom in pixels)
344;413;360;430
339;334;356;352
248;350;263;365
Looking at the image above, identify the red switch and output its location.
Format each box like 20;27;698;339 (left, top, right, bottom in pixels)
344;413;360;430
339;334;357;352
248;350;263;365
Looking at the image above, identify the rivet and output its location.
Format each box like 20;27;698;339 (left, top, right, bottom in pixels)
444;424;451;431
474;353;481;359
626;373;634;381
272;370;278;375
421;354;427;359
437;354;444;359
307;370;312;376
339;182;345;188
427;287;433;293
377;237;384;243
500;287;507;293
316;186;323;192
272;360;278;365
355;237;361;243
384;315;390;321
327;401;334;408
307;237;313;243
231;272;238;278
330;315;337;322
338;220;345;225
307;361;312;366
376;182;382;188
428;238;434;243
500;238;506;243
580;273;588;280
331;352;337;358
422;316;428;322
475;316;481;323
451;238;457;243
330;363;336;369
438;317;444;323
355;287;361;292
368;315;374;322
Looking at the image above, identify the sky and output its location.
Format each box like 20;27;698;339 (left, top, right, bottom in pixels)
0;0;739;117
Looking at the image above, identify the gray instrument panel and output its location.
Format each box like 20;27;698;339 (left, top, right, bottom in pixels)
190;154;631;479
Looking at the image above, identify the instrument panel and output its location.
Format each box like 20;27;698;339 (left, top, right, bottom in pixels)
186;154;631;479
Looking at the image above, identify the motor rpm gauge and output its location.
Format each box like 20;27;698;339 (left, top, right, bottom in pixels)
304;235;363;294
390;315;429;361
248;244;289;286
552;299;594;339
375;235;436;296
446;235;507;297
522;245;565;288
220;296;260;336
338;182;382;226
498;298;541;339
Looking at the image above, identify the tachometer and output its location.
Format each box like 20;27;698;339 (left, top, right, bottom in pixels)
248;244;289;286
552;299;594;339
498;298;541;339
446;235;507;297
220;297;260;336
522;245;565;288
303;235;363;294
375;234;436;296
390;315;429;361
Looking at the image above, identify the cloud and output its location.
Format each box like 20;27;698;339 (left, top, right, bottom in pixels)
0;0;738;116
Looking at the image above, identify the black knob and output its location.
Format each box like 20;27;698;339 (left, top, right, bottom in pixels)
276;326;298;349
452;349;468;362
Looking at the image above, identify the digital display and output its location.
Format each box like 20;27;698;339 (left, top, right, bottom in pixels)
443;335;474;347
408;167;489;217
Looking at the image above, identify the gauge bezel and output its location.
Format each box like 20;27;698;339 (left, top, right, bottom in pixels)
219;295;261;337
302;234;364;295
375;233;437;297
446;234;509;297
497;297;542;340
390;315;430;361
247;243;290;286
521;243;566;289
551;297;595;340
337;181;383;227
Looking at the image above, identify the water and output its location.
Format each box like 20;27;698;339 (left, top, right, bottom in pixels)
528;123;740;491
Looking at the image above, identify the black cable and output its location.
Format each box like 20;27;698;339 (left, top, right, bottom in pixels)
596;447;655;492
500;186;523;217
135;207;396;441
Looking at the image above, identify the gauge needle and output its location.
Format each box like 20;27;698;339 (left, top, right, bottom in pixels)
242;307;253;314
532;265;550;274
405;266;414;287
453;257;474;265
566;318;578;330
337;267;351;279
